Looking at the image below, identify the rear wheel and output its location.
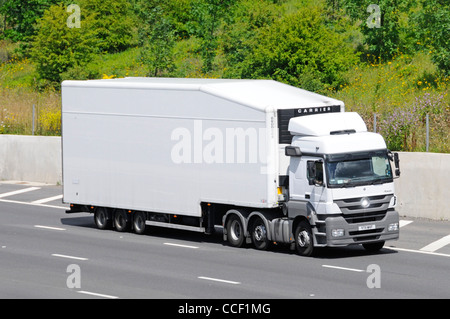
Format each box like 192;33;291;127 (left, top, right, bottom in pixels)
133;212;147;234
251;218;270;250
94;207;111;230
226;215;245;248
294;220;314;257
114;209;129;232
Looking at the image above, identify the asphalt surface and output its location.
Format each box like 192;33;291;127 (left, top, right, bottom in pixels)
0;181;449;300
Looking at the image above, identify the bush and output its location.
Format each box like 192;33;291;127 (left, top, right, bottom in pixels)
239;3;357;92
30;3;98;87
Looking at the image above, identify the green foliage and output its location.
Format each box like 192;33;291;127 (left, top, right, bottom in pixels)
29;0;137;86
77;0;137;53
30;3;98;87
189;0;236;73
411;0;449;76
137;1;176;77
1;0;449;151
221;0;281;78
238;2;357;92
0;0;59;42
362;0;402;62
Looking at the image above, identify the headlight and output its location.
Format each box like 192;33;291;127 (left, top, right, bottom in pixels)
388;223;399;231
331;229;345;237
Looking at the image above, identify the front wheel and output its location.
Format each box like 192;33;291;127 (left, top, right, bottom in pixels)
294;220;314;257
362;241;385;252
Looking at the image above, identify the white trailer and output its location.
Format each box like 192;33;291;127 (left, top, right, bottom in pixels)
62;78;399;256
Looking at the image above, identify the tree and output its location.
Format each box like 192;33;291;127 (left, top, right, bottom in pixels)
221;0;281;79
0;0;59;42
77;0;137;53
360;0;404;62
240;3;357;92
137;0;175;77
190;0;236;73
412;0;449;75
30;3;98;87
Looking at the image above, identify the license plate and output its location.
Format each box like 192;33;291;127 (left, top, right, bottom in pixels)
358;224;376;231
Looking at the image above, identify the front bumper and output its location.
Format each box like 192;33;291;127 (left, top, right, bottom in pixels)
322;209;399;247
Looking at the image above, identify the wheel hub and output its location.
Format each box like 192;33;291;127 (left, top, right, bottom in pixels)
298;230;310;247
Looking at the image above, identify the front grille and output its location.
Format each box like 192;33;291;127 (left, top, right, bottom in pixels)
349;228;384;236
334;194;392;224
343;211;387;224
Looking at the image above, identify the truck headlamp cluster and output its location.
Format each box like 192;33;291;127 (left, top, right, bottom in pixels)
331;229;345;237
388;223;399;232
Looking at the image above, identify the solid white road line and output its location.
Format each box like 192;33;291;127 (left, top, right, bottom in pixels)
322;265;365;272
420;234;450;252
399;220;414;228
164;242;199;249
51;254;89;261
0;187;41;198
77;291;118;299
31;194;63;204
34;225;66;231
388;246;450;258
198;276;241;285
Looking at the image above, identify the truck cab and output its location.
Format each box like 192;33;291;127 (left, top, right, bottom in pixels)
284;112;400;255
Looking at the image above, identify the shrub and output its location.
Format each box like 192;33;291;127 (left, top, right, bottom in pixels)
30;3;98;87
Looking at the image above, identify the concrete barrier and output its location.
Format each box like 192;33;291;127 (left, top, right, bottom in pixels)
394;152;450;221
0;136;448;220
0;135;61;185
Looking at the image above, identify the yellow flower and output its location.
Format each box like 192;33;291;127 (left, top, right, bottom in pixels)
102;74;115;79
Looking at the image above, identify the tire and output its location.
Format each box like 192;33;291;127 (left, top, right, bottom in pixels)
226;215;245;248
294;220;314;257
362;241;385;252
251;217;270;250
94;207;111;230
114;209;129;232
133;212;147;235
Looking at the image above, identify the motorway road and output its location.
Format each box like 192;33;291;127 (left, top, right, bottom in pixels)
0;182;449;299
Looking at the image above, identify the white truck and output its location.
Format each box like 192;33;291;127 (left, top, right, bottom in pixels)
62;78;400;256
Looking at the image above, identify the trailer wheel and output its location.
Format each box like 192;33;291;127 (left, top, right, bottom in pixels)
133;212;147;235
294;220;314;257
94;207;111;230
251;218;270;250
226;215;245;248
114;209;130;232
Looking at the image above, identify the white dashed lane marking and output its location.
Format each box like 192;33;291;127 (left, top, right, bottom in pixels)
0;187;41;198
420;235;450;253
31;194;63;204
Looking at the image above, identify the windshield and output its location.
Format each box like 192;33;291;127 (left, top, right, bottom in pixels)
325;150;393;188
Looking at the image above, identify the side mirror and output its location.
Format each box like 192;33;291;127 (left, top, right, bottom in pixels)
394;152;400;177
388;151;400;177
285;146;302;157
